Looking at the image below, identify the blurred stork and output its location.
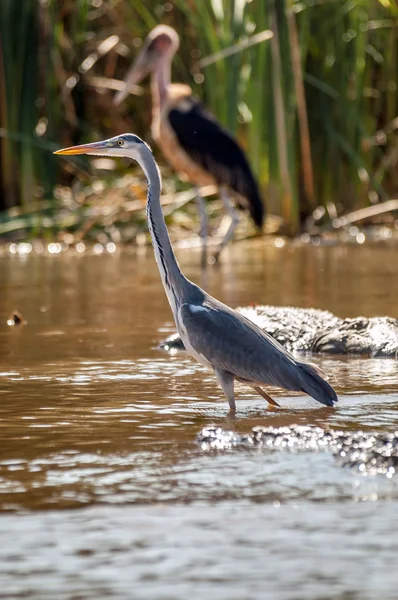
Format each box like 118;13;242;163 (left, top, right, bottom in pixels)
114;25;264;263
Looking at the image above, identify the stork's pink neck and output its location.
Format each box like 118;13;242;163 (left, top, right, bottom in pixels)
151;54;172;112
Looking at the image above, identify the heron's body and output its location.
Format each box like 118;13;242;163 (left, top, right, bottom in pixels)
55;134;338;412
114;26;264;261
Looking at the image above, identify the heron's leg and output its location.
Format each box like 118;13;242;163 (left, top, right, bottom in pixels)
251;385;281;408
236;377;281;408
194;187;208;268
214;187;239;262
214;368;236;412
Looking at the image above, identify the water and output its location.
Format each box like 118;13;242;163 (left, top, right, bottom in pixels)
0;241;398;599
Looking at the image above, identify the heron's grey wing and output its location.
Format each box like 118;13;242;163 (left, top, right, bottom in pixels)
179;301;304;390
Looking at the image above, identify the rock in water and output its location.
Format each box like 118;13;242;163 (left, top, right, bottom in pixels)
160;305;398;357
197;425;398;476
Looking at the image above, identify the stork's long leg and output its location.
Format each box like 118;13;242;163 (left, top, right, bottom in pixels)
194;187;208;268
214;368;236;412
214;187;240;262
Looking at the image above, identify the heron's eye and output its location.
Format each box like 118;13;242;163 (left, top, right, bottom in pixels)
117;139;124;147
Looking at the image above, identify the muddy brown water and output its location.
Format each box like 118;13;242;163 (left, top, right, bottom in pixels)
0;241;398;599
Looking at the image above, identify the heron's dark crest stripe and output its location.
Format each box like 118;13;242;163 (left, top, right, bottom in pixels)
146;186;179;309
147;188;168;285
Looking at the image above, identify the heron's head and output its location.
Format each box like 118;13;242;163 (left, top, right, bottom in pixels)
54;134;149;160
114;25;179;105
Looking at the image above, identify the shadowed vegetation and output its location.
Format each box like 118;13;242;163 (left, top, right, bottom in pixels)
0;0;397;241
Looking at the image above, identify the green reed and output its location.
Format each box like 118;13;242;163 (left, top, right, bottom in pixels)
0;0;396;236
177;0;398;231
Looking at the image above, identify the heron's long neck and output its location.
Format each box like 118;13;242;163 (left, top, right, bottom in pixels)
138;145;188;311
151;55;171;111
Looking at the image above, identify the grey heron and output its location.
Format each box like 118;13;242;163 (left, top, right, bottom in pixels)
55;134;338;412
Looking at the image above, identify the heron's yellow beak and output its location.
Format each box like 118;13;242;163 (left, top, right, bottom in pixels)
54;141;110;155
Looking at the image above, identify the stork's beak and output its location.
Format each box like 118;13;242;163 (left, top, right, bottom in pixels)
114;46;155;106
54;140;111;155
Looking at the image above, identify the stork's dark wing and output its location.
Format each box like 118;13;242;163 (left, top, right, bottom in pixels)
168;98;264;227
